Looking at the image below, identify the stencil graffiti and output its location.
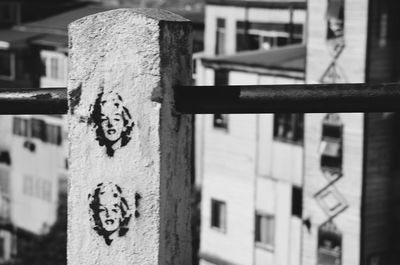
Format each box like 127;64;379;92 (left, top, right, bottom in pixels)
90;92;134;157
88;182;141;245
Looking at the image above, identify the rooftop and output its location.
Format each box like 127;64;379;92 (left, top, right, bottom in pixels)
202;44;306;79
14;6;113;35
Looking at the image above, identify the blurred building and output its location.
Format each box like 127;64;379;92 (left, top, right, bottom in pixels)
0;115;67;263
0;0;88;29
196;1;400;265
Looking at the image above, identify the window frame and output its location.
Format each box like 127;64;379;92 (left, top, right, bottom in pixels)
273;113;304;145
210;199;227;233
255;212;275;251
40;50;67;82
291;185;303;218
215;18;226;55
0;50;15;80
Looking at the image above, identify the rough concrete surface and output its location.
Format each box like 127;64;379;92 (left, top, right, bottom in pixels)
67;8;192;265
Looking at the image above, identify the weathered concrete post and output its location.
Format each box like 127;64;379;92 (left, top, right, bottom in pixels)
67;9;192;265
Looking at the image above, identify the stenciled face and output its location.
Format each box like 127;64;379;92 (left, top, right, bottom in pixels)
98;187;123;233
100;99;124;142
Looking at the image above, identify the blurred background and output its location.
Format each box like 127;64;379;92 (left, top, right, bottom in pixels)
1;0;400;264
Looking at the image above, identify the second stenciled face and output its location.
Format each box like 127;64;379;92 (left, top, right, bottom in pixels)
97;186;123;233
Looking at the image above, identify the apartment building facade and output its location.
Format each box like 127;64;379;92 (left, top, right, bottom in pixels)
0;114;67;263
196;1;306;265
197;0;400;265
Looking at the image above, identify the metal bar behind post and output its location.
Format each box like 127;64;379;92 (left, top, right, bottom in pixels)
1;83;400;114
175;83;400;113
0;88;67;114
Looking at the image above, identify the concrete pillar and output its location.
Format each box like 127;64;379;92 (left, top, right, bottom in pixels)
67;9;192;265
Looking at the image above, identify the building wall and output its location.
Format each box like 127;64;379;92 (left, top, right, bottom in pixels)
7;115;66;235
199;112;258;265
199;69;305;265
306;0;369;84
302;113;364;265
366;0;400;83
204;4;306;56
363;113;395;264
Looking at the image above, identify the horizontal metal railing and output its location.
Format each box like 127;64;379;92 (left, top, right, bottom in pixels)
1;83;400;114
0;88;67;115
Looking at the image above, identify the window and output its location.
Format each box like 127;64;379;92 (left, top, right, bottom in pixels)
41;50;66;81
379;11;388;48
0;151;10;166
211;199;226;232
42;180;52;202
0;168;9;196
215;18;226;55
318;221;342;265
13;117;30;137
0;237;4;259
320;114;343;174
0;51;15;79
31;118;47;141
292;186;302;218
255;213;275;249
46;124;62;146
213;70;229;130
326;0;345;41
213;114;228;130
273;113;304;144
50;57;59;79
23;176;52;202
236;21;303;52
23;176;33;196
214;69;229;86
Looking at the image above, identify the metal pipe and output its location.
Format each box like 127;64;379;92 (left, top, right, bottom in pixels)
175;83;400;113
1;83;400;114
0;88;67;114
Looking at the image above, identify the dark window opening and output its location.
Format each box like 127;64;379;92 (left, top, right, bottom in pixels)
13;117;62;146
213;114;228;130
211;199;226;231
214;69;229;85
0;168;10;196
255;213;275;249
13;117;29;137
0;237;4;259
273;113;304;144
0;51;13;79
215;18;226;55
291;186;302;218
236;21;303;52
31;118;47;142
0;151;11;166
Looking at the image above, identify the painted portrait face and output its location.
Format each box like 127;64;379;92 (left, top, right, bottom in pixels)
90;90;135;157
100;99;125;143
97;186;123;232
89;182;137;245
